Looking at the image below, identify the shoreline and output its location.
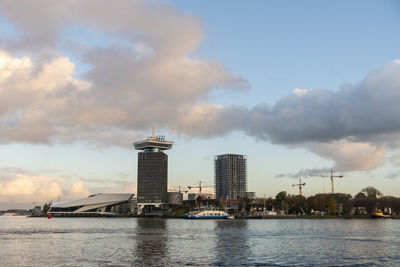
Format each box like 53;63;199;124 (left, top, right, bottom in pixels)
21;214;400;219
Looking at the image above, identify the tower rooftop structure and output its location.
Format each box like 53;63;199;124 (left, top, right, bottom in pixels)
133;128;173;151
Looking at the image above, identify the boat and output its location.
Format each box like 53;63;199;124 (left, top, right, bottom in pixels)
370;210;391;218
181;206;230;219
3;212;18;216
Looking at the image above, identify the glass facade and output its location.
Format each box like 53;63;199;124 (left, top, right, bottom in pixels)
137;152;168;203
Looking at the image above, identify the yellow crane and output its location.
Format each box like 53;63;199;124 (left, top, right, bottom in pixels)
187;181;213;193
292;178;306;197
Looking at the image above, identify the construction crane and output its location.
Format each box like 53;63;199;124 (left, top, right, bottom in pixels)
187;181;213;194
310;170;343;194
171;186;188;194
292;178;306;197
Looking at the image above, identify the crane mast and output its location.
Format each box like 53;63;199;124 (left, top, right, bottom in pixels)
310;170;343;194
187;181;213;194
292;178;306;197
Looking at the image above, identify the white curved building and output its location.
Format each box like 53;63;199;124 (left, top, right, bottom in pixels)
48;193;135;216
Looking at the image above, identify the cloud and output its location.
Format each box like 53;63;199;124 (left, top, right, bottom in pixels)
0;167;137;205
0;174;63;203
275;167;331;179
246;59;400;146
309;140;386;172
0;0;248;146
245;59;400;171
1;0;400;173
386;171;400;179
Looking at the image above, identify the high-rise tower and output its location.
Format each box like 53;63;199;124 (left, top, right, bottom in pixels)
214;154;247;199
134;128;173;214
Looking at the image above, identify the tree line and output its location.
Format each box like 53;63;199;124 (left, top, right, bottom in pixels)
272;186;400;215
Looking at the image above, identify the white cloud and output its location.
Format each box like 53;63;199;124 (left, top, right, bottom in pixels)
309;140;386;171
0;167;136;205
1;0;400;174
0;0;248;145
0;174;63;203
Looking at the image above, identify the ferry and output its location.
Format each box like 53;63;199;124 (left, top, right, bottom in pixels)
181;206;230;219
370;210;391;218
3;212;18;216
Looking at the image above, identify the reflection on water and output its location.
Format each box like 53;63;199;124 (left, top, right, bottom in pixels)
215;220;250;265
1;217;400;266
135;218;169;266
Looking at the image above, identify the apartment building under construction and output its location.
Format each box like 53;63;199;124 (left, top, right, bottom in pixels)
214;154;247;199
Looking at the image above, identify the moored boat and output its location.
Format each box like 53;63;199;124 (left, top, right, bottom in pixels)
181;206;230;219
370;210;391;218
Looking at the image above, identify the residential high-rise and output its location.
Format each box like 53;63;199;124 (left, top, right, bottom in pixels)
134;128;173;214
214;154;247;199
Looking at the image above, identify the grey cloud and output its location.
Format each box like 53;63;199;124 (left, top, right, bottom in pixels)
245;60;400;147
1;1;400;174
386;171;400;179
275;167;331;179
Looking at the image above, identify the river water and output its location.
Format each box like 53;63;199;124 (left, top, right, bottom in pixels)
0;216;399;266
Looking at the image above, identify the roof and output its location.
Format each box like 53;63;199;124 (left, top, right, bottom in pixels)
133;135;173;150
51;193;133;208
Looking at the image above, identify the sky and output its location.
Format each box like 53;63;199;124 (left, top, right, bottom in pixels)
0;0;400;209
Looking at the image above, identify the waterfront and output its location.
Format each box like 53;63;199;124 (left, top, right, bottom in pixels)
1;217;400;266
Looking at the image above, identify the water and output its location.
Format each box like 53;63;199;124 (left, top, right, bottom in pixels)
1;217;399;266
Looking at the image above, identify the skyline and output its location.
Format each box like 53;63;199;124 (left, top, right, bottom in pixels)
1;0;400;209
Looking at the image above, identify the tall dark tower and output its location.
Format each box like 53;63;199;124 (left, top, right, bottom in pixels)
134;128;173;215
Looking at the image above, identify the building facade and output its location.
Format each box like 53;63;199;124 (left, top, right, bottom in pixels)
215;154;247;199
134;129;173;215
137;152;168;203
48;193;135;216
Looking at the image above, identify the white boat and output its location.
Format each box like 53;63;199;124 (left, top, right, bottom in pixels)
2;212;25;216
181;206;230;219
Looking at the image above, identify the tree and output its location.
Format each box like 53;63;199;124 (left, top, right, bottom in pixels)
275;191;288;212
42;202;52;214
218;199;225;211
327;198;336;214
354;192;366;199
361;187;383;199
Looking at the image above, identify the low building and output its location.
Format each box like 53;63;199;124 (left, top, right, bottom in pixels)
31;206;42;217
246;192;256;199
167;192;183;205
48;193;135;217
188;193;213;201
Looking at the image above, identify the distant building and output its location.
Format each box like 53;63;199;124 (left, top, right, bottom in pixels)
214;154;247;199
48;193;134;216
31;206;42;217
133;129;173;215
246;192;256;199
167;192;183;205
187;193;213;201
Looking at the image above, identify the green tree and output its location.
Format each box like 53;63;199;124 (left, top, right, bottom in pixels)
327;198;336;214
275;191;289;213
42;202;52;214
